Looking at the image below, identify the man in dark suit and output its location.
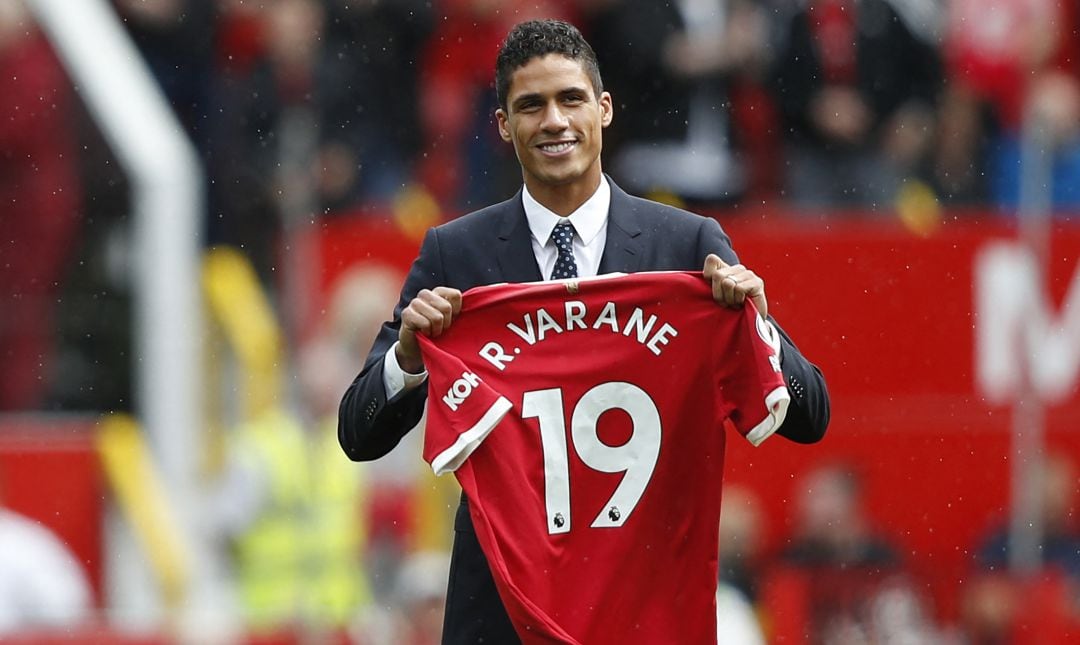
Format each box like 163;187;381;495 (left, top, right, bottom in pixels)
339;19;829;644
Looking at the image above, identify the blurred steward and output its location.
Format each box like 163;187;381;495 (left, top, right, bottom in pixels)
209;408;372;636
204;265;395;636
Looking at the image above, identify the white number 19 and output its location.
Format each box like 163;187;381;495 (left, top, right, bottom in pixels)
521;382;661;534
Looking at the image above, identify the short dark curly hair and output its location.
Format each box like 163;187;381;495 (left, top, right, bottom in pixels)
495;19;603;111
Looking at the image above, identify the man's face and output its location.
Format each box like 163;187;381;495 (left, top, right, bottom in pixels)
496;55;613;193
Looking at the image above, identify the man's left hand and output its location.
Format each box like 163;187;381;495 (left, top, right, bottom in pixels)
703;253;768;319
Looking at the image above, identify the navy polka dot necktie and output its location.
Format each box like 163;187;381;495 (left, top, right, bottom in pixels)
550;220;579;280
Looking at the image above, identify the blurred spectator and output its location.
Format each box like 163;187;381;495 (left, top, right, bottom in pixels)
958;572;1017;645
0;0;82;410
771;0;943;211
114;0;216;148
0;477;92;635
716;582;765;645
300;264;404;421
590;0;771;206
959;451;1080;644
347;549;453;644
208;0;435;285
417;0;577;212
718;483;767;605
960;571;1078;645
783;464;898;568
717;484;766;645
774;462;937;644
318;0;433;213
389;550;451;645
206;0;325;285
304;264;418;601
938;0;1080;209
975;451;1080;580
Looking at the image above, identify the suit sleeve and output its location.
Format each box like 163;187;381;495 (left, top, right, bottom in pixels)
338;227;443;461
697;216;830;444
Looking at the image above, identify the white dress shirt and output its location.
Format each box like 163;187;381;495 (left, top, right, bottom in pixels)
523;177;609;280
382;177;612;397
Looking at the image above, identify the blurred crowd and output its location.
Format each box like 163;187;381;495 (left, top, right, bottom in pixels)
4;0;1080;643
6;0;1080;411
715;454;1080;645
4;444;1079;643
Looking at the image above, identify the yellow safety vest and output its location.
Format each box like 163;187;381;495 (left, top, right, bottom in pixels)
233;409;370;630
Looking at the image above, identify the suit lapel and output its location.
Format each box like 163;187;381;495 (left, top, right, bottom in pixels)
495;190;544;283
599;179;643;274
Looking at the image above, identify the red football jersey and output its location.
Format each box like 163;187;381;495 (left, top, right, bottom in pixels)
418;271;789;645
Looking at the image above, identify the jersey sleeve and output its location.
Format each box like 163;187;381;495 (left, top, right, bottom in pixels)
417;334;512;475
717;305;790;446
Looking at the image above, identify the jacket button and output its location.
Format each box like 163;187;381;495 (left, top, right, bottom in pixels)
788;375;804;399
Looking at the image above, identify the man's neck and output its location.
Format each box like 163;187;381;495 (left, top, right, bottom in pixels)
524;171;603;216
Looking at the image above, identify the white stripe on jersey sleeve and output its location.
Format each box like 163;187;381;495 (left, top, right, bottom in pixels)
431;396;513;475
744;386;791;446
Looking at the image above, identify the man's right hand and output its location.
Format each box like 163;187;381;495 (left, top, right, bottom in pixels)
396;287;463;373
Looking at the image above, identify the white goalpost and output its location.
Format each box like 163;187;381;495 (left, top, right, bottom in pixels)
25;0;225;632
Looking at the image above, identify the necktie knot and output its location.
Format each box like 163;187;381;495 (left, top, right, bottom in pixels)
550;220;578;280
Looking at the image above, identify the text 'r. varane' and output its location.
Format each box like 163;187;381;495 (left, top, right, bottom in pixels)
477;300;679;371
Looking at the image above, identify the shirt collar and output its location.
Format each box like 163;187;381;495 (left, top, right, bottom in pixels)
523;176;610;247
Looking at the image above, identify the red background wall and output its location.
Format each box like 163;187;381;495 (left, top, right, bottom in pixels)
719;216;1080;622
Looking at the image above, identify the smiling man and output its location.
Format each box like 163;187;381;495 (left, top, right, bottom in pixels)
339;19;829;644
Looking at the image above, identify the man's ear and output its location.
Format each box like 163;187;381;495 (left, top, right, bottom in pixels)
496;108;512;142
599;92;614;128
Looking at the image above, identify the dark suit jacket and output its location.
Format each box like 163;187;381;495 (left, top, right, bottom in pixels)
339;178;829;644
